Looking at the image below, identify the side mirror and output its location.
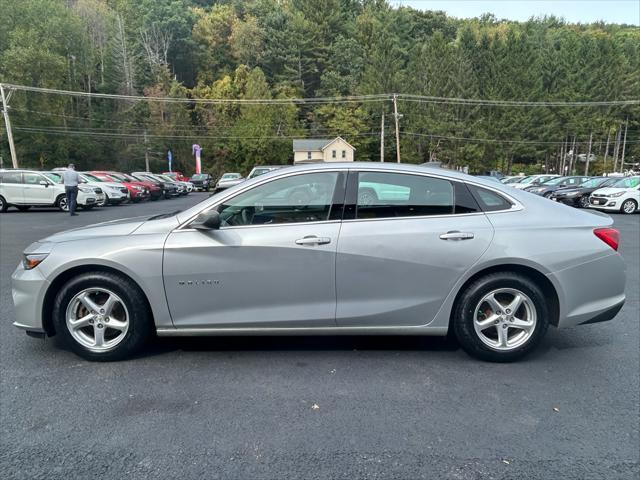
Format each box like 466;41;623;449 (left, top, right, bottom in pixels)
192;210;221;230
39;180;49;187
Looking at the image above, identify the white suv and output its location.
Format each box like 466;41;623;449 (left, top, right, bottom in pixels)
0;170;103;212
589;176;640;214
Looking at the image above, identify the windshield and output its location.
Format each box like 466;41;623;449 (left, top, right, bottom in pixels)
82;173;105;182
156;174;173;182
108;173;127;182
518;176;537;184
542;177;569;185
613;177;640;188
191;174;206;180
503;177;526;184
221;173;241;180
578;178;606;188
44;172;62;183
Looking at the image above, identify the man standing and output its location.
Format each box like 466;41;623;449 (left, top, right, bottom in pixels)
63;163;80;216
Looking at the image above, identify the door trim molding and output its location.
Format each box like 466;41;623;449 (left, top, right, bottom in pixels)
156;325;448;336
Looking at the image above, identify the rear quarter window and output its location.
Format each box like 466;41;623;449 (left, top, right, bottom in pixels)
468;185;513;212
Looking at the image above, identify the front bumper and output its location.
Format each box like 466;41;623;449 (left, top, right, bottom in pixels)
11;264;49;333
589;197;622;211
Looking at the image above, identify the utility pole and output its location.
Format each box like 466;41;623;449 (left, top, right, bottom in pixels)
380;111;384;162
620;117;628;171
144;130;150;172
392;94;402;163
603;128;611;172
585;131;593;176
0;83;18;169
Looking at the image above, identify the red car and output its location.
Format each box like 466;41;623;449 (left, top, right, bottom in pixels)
162;171;189;182
89;171;152;202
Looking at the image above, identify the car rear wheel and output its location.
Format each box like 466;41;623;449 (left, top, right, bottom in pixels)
452;272;549;362
578;196;590;208
621;199;637;214
543;191;553;198
52;272;152;361
0;195;7;212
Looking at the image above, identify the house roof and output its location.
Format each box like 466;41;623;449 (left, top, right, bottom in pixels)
292;136;355;152
292;139;334;151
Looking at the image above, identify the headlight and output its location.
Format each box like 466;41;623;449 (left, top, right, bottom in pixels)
78;186;92;193
610;192;624;197
565;191;579;197
23;253;48;270
134;185;144;191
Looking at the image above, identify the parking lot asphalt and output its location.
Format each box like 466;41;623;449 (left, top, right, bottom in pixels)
0;193;638;479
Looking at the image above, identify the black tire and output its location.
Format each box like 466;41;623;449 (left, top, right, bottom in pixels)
452;272;549;362
543;191;553;199
16;205;31;212
99;194;109;207
52;271;152;361
0;195;7;212
56;194;69;212
578;195;590;208
621;199;637;214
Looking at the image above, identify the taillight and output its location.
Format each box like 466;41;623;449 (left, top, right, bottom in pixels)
594;228;620;251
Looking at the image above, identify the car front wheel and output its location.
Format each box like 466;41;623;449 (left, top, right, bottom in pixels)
52;271;152;361
621;199;637;214
578;196;590;208
452;272;549;362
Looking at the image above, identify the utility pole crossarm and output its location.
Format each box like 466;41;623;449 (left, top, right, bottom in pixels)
0;83;18;169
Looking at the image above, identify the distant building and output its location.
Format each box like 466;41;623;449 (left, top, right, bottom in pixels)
293;137;355;164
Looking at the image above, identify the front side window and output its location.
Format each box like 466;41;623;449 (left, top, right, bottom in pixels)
217;172;341;226
355;172;454;219
23;173;46;185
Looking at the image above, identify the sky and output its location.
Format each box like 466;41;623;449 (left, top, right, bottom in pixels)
393;1;640;25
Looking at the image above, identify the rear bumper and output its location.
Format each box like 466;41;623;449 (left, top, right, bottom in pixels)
550;253;626;328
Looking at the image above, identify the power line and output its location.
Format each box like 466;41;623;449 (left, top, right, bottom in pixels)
403;131;640;145
13;126;383;140
2;83;638;107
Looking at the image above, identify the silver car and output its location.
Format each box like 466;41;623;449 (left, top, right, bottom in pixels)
12;163;626;362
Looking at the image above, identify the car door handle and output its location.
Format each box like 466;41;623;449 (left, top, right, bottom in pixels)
295;235;331;246
439;231;475;241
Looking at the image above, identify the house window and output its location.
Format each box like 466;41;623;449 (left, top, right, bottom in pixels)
342;150;346;158
307;151;312;160
332;150;337;158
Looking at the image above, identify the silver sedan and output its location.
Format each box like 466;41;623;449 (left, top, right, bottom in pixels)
12;163;626;362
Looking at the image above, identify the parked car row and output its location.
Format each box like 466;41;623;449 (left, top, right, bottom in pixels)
0;168;196;213
501;174;639;214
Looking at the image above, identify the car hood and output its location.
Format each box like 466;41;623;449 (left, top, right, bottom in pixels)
39;216;151;244
592;187;629;195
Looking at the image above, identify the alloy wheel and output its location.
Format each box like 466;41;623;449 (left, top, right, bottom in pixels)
473;288;537;351
65;288;129;352
622;200;637;214
58;197;69;212
579;196;590;208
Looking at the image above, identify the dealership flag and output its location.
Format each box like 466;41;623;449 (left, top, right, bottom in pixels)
167;150;173;172
192;144;202;174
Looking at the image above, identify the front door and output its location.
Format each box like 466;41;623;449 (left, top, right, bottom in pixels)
163;171;346;329
22;172;55;205
336;170;494;327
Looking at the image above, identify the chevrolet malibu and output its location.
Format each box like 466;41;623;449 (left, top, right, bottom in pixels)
12;163;626;362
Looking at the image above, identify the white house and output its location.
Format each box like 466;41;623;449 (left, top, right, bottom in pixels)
293;137;355;164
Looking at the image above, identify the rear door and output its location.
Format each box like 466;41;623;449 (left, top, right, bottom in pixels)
335;170;494;327
163;170;346;329
0;171;24;204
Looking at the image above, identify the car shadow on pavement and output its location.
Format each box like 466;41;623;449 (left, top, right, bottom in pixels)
141;334;461;358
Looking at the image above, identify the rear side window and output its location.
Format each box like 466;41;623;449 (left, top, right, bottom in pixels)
0;172;21;184
356;172;454;219
468;185;513;212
